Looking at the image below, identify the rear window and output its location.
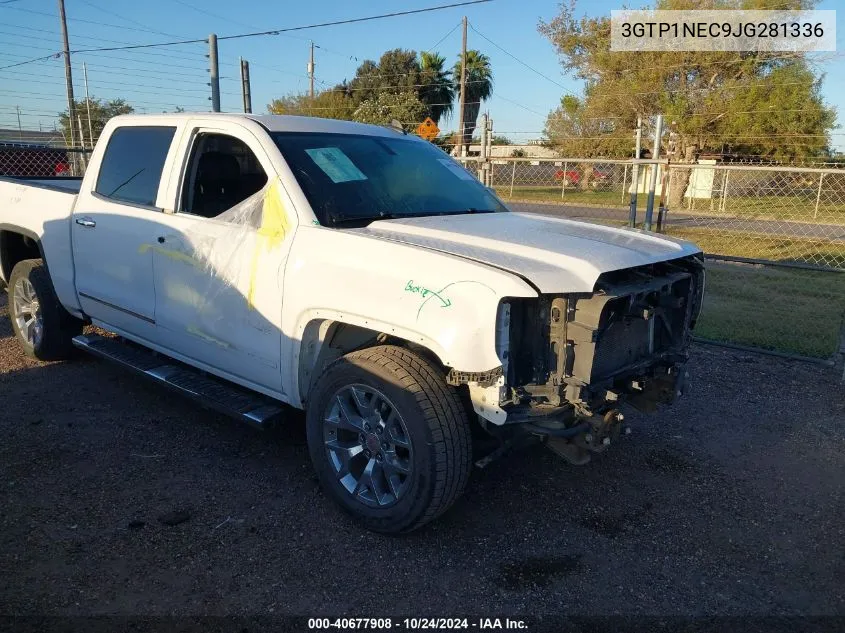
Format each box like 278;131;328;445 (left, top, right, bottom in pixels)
95;126;176;206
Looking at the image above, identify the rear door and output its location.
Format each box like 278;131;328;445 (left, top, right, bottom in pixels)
72;125;177;338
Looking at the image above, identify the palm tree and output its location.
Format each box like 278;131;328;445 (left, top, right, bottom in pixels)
419;52;454;125
452;50;493;148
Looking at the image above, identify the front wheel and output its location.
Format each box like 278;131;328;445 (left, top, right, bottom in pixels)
306;345;472;533
8;258;82;360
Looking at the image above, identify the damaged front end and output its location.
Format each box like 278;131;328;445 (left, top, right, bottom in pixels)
481;254;705;465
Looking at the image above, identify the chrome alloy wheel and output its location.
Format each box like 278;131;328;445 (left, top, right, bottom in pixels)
323;384;413;508
12;277;43;348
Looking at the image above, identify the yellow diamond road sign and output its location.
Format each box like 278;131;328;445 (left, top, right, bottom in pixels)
416;117;440;141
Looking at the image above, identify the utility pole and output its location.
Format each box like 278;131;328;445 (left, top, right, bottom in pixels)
240;58;252;113
208;33;220;112
308;41;315;99
458;16;467;156
627;115;642;227
83;62;94;146
58;0;76;150
643;114;663;231
15;106;22;139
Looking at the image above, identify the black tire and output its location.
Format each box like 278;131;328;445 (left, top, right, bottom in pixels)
306;345;472;533
8;258;82;360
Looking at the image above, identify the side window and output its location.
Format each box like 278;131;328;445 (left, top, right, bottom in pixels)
181;133;268;219
95;126;176;206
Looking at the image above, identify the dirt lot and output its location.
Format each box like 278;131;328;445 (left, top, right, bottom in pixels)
0;293;843;618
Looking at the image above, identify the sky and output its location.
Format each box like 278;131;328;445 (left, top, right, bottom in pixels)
0;0;843;149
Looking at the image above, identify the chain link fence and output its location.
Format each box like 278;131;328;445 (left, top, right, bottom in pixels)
665;164;845;270
0;143;91;178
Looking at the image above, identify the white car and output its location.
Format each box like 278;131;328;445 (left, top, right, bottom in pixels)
0;113;704;532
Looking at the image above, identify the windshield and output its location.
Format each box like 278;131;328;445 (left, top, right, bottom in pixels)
272;131;507;227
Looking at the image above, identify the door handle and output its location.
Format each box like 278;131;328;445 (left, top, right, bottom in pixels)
75;217;96;228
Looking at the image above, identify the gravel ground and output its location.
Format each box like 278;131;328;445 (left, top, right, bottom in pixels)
0;292;843;618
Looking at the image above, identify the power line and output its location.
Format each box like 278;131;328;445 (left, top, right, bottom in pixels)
75;0;189;39
277;101;456;113
490;91;545;117
468;22;575;94
170;0;261;31
0;54;60;71
220;1;491;43
78;62;207;80
65;1;492;54
0;23;208;60
425;23;461;55
0;4;193;40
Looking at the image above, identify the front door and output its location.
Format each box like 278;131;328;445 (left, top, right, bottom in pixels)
72;125;177;338
151;129;292;394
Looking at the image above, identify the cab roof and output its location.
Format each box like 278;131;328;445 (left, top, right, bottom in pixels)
109;112;413;139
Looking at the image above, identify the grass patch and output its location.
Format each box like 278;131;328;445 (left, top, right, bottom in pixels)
685;195;845;225
500;186;845;225
495;186;627;207
696;262;845;358
665;227;845;270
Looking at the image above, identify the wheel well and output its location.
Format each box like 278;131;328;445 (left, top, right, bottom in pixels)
0;230;42;286
297;319;448;405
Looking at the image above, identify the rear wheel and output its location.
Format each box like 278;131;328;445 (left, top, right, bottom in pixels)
8;258;82;360
306;345;472;533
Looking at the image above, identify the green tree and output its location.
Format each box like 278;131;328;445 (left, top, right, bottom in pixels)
539;0;834;162
544;95;630;157
453;50;494;148
59;98;133;147
490;134;513;145
347;49;422;105
267;90;355;120
419;52;454;124
352;91;428;131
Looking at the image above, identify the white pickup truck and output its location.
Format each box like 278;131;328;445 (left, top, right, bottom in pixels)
0;113;704;532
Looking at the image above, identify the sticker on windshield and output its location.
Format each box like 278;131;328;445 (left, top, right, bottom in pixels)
305;147;367;183
437;158;475;181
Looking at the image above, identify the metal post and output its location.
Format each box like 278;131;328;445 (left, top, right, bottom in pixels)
308;41;315;99
485;116;493;186
458;16;467;156
83;62;94;145
643;114;663;231
208;34;220;112
58;0;76;150
656;163;670;232
509;161;516;198
77;114;85;150
715;169;728;214
628;116;642;227
478;112;487;181
814;172;825;219
561;162;568;199
77;114;88;170
240;58;252;113
621;162;628;204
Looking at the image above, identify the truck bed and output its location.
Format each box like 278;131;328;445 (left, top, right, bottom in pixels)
0;176;80;305
0;175;83;194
